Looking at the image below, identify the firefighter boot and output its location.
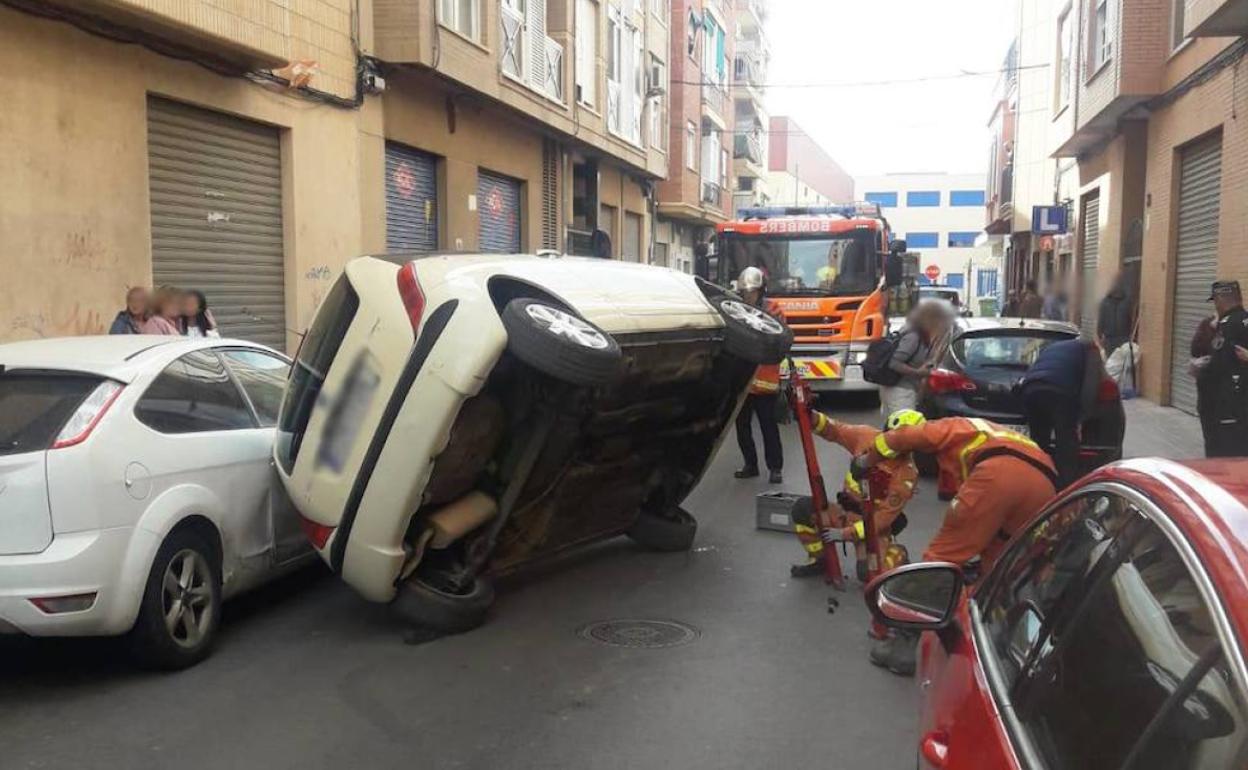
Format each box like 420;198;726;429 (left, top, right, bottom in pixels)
768;470;783;484
869;631;918;677
734;466;760;479
790;557;826;579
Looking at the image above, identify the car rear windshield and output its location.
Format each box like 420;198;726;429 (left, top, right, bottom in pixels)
276;275;359;473
952;330;1074;370
0;372;103;456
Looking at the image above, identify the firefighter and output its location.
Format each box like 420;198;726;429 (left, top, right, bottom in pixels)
851;415;1058;676
790;409;922;581
734;266;784;483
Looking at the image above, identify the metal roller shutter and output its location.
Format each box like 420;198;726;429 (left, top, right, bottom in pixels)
385;142;439;253
478;170;523;253
147;97;285;349
1169;135;1223;415
623;212;642;262
1079;194;1100;338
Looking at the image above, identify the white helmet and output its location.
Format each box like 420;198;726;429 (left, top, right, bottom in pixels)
739;266;765;292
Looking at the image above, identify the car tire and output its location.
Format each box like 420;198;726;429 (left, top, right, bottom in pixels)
501;298;623;386
711;296;795;365
627;507;698;552
128;529;222;670
391;574;495;636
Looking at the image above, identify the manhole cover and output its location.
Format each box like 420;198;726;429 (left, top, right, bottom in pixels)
578;619;700;649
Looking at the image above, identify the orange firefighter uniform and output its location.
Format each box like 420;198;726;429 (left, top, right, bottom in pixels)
792;412;917;577
863;417;1057;570
749;362;781;395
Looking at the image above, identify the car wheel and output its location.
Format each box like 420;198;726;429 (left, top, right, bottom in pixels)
712;296;795;365
627;506;698;552
128;529;222;670
391;573;495;637
501;298;623;386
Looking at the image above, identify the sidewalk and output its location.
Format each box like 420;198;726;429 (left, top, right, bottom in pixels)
1121;397;1204;460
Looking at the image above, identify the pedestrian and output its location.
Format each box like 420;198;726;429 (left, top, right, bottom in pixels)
108;286;150;334
878;302;942;419
1193;280;1248;457
1002;291;1020;317
1017;336;1106;488
733;266;784;484
851;415;1057;676
182;290;220;338
141;286;185;335
1018;280;1044;319
1097;271;1135;356
1041;286;1068;321
789;408;920;581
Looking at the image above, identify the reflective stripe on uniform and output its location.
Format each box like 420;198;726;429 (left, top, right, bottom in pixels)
751;378;780;393
960;418;1039;480
875;433;897;458
844;471;862;497
814;412;829;433
853;520;866;540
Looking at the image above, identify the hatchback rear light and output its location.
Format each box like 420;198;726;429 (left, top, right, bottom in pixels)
298;514;336;550
397;263;426;333
51;381;123;449
29;593;97;614
1098;377;1120;402
927;368;977;395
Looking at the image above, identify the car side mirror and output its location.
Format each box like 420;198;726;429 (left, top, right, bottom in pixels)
865;562;964;631
884;253;904;288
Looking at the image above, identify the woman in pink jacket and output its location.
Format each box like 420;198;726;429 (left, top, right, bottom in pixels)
141;287;185;335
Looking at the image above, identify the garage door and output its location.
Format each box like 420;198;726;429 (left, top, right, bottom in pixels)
623;212;642;262
148;98;285;348
385;142;439;253
478;170;522;253
1079;193;1100;338
1169;135;1223;415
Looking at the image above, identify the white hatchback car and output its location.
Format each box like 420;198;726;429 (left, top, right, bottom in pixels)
277;253;792;635
0;336;311;668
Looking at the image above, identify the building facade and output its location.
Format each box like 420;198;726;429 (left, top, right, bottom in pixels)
857;173;1000;312
1;0;672;351
1050;0;1248;413
653;0;736;273
731;0;770;214
765;116;854;207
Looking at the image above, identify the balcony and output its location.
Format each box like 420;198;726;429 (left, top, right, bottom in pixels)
735;0;767;30
733;133;764;166
1186;0;1248;36
500;5;565;104
733;52;767;105
701;83;728;128
986;162;1014;235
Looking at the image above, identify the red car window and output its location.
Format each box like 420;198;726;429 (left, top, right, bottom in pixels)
1012;515;1248;769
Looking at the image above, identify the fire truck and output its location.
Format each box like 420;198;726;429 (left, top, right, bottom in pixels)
704;204;910;392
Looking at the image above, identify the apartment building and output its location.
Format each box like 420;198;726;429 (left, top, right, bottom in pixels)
731;0;770;214
1050;0;1248;412
1;0;672;351
857;173;1000;312
766;116;854;206
653;0;736;273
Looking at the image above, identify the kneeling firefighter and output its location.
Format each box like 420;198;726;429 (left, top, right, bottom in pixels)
851;416;1058;676
790;409;923;581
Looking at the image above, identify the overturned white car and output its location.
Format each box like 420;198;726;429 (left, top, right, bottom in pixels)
275;253;791;634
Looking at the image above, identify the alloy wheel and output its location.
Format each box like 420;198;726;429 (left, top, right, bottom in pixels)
161;549;215;649
525;304;611;350
720;300;784;335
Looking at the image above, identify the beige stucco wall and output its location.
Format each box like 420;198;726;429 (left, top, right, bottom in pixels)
0;7;368;352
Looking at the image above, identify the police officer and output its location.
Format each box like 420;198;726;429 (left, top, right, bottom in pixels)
1195;280;1248;457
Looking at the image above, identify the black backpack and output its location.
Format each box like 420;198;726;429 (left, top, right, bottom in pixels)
862;330;914;386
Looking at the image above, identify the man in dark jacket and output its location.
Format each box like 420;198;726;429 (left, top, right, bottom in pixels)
1018;280;1044;319
1019;337;1106;487
1097;272;1135;355
1194;280;1248;457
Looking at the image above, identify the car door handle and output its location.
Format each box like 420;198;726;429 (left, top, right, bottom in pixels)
920;730;949;768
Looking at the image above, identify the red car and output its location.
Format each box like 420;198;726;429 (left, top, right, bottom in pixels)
866;458;1248;770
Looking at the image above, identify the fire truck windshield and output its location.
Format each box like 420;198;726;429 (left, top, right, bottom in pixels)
718;231;880;298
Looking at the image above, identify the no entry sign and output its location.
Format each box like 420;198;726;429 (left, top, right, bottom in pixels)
924;265;941;282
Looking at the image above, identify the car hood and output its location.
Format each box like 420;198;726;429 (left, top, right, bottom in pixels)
414;255;723;335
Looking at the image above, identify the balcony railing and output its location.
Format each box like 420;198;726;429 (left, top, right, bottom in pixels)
733;53;766;90
733;133;764;165
702;181;723;206
999;162;1014;206
500;5;565;103
701;83;728;120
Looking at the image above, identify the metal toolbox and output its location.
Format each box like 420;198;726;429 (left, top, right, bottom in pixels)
755;491;805;533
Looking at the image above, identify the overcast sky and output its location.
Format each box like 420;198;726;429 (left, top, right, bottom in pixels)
765;0;1019;178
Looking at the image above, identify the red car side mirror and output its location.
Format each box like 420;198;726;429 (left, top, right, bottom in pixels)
864;562;964;631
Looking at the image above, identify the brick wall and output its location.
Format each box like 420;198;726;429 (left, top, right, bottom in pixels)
1139;56;1248;402
105;0;359;97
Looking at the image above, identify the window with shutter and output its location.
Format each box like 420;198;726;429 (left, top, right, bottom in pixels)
576;0;598;107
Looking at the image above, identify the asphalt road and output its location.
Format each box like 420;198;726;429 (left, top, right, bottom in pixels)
1;394;945;770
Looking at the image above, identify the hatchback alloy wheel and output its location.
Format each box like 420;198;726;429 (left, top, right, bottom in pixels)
525;304;611;350
719;300;785;335
161;549;215;649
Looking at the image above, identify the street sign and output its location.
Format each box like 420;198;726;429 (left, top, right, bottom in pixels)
1032;205;1069;234
924;264;941;282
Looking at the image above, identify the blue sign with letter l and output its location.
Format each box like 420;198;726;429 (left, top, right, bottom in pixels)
1031;206;1069;234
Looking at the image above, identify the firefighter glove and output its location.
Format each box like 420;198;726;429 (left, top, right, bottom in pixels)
849;453;871;481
